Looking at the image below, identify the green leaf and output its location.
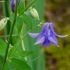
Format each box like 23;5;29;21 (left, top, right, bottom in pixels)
8;45;33;61
22;14;32;29
16;16;24;33
11;58;31;70
9;13;14;23
17;0;25;14
0;56;3;69
4;60;15;70
15;14;32;33
13;51;33;57
8;44;18;58
0;39;6;56
4;60;10;70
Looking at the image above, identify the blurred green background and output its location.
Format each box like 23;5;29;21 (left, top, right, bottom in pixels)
0;0;70;70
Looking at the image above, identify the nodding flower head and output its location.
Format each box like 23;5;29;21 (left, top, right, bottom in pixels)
28;22;68;47
10;0;20;12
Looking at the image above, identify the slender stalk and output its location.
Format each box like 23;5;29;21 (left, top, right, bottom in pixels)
19;0;36;16
18;25;38;45
0;34;18;38
8;24;38;59
1;0;18;70
2;0;11;35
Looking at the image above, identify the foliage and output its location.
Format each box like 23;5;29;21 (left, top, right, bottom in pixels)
0;0;45;70
45;0;70;70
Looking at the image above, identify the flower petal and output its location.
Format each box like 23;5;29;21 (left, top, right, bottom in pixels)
56;35;68;38
18;0;20;4
28;33;39;38
10;0;20;12
10;0;15;12
48;35;59;47
43;39;50;47
42;22;49;32
49;23;57;35
35;36;45;44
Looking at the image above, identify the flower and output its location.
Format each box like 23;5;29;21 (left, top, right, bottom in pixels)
10;0;20;12
28;22;68;47
0;18;9;31
30;8;39;20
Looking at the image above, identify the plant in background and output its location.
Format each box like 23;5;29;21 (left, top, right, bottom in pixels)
0;0;68;70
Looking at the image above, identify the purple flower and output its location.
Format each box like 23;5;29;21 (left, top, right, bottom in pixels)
10;0;20;12
29;22;68;47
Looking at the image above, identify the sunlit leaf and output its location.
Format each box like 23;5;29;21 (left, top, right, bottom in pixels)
11;58;31;70
8;44;18;58
0;56;3;69
22;14;32;29
17;0;25;14
0;39;6;56
16;16;24;33
13;51;33;57
9;13;14;23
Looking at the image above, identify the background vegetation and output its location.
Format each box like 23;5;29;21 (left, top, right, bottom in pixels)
45;0;70;70
0;0;70;70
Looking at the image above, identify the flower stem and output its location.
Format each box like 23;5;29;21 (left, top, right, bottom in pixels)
18;25;38;45
8;24;38;59
1;0;18;70
19;0;36;16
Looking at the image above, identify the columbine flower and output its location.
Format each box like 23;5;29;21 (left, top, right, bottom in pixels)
10;0;20;12
29;22;68;47
0;18;9;31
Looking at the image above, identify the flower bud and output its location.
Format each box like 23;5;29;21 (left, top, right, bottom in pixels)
30;8;39;20
10;0;20;12
0;18;9;31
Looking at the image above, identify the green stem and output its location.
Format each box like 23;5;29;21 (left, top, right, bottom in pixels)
8;24;38;59
18;25;37;45
19;0;36;16
1;0;18;70
0;34;18;38
2;0;11;35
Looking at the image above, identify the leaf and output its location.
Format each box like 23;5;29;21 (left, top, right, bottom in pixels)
4;60;16;70
0;39;6;56
0;56;3;69
8;44;18;58
13;51;33;57
16;16;24;33
17;0;25;14
11;58;31;70
9;13;14;23
22;14;32;29
4;60;11;70
15;14;32;33
8;46;33;62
